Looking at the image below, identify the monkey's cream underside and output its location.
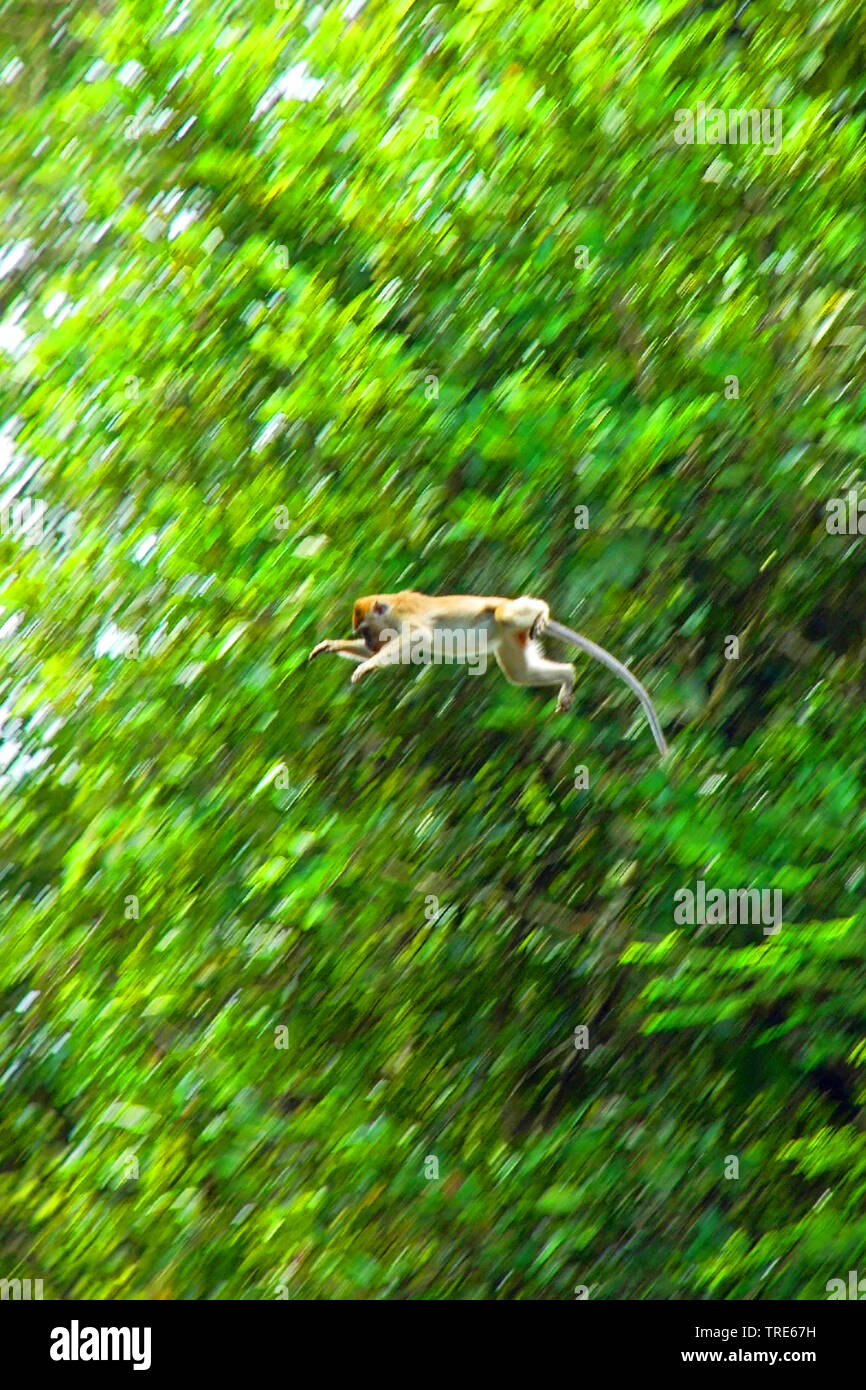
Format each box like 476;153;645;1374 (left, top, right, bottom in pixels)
309;590;668;759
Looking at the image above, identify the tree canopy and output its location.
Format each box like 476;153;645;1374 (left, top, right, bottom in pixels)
1;0;865;1299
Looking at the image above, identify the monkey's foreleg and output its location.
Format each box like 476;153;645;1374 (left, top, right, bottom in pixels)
544;619;668;759
309;638;370;662
349;635;411;685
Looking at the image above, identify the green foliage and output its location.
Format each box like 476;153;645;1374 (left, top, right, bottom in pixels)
0;0;864;1299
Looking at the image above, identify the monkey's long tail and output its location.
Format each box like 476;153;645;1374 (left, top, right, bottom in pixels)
544;619;669;759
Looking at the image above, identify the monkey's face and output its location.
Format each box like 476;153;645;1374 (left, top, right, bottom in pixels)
352;596;392;652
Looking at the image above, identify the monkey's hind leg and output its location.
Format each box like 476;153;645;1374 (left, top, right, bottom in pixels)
495;635;575;713
494;595;550;638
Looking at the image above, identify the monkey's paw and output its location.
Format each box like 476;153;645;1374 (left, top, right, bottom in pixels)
555;689;573;713
350;664;370;685
308;640;333;660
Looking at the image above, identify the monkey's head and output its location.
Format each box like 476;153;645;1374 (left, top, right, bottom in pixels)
352;595;392;652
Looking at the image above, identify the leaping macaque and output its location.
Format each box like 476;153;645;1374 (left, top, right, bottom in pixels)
309;590;668;758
